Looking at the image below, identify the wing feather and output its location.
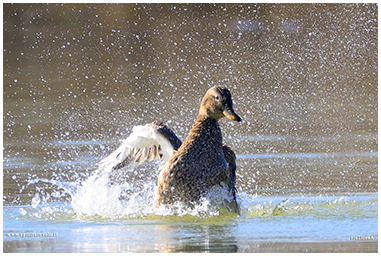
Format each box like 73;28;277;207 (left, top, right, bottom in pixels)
94;121;181;176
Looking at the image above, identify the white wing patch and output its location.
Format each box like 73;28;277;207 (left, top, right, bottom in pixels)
95;124;175;176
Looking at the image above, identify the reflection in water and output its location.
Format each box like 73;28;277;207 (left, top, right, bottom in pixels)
154;222;238;253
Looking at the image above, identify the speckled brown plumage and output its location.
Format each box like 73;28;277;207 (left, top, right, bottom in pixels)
147;120;182;150
157;86;241;213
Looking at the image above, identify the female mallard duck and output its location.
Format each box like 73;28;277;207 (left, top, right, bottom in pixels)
95;86;242;214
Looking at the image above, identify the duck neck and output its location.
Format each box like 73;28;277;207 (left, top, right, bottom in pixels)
181;115;223;152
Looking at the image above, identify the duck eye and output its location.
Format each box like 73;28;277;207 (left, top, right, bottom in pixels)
215;96;220;101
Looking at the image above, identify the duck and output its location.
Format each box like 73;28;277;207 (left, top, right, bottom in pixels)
95;86;242;214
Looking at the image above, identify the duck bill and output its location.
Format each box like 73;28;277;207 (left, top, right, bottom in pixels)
223;109;242;122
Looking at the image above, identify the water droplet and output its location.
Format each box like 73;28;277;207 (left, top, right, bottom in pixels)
19;208;27;215
31;193;41;208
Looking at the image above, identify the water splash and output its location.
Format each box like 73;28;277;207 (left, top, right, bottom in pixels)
26;166;237;219
22;167;378;222
31;193;41;208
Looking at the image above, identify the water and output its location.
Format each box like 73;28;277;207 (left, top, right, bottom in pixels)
3;170;379;253
3;3;378;253
3;138;378;252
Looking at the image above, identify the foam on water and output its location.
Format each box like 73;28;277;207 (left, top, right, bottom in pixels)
21;166;378;222
26;166;238;219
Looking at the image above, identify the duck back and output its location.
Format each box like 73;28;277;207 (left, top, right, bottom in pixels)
157;116;229;205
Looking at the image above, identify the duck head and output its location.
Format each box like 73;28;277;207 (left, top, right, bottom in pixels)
199;86;242;122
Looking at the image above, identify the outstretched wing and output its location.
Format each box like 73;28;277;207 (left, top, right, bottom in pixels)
95;121;182;176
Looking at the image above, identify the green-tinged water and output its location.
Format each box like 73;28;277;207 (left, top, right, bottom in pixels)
3;3;377;253
3;193;378;253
